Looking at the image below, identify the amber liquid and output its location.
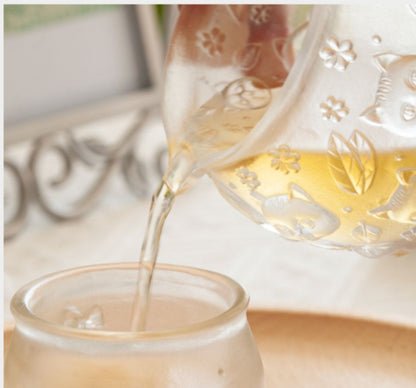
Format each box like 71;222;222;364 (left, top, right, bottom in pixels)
212;149;416;255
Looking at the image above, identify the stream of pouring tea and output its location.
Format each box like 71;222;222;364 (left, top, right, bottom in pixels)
130;181;176;331
130;78;273;331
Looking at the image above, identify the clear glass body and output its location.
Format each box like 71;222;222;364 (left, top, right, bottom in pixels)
5;263;264;388
163;5;416;257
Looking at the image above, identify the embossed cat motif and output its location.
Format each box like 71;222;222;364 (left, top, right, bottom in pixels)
360;53;416;138
250;183;340;241
369;167;416;224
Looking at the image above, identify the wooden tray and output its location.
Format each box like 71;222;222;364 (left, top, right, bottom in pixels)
247;310;416;388
5;311;416;387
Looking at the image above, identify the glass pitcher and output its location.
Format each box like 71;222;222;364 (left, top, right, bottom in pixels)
163;4;416;258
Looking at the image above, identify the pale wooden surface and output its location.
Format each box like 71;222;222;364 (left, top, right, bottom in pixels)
247;311;416;388
5;311;416;387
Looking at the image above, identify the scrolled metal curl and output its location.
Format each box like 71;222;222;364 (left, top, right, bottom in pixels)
4;159;29;240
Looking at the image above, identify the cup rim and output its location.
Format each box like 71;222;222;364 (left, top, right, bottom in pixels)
11;262;249;341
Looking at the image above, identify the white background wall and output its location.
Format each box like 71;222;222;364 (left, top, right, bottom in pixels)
4;6;149;126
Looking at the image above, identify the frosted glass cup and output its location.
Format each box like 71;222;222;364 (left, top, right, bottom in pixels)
5;263;264;388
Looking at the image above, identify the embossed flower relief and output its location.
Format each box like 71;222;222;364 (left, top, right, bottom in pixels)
269;145;300;174
236;168;261;190
319;37;356;71
249;5;272;25
196;27;226;57
320;96;349;122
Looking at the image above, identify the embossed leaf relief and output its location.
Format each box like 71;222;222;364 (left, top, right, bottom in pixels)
327;131;376;195
234;44;261;71
268;145;300;174
271;22;309;75
320;96;349;122
196;27;226;57
319;37;356;71
352;221;381;243
225;5;246;23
